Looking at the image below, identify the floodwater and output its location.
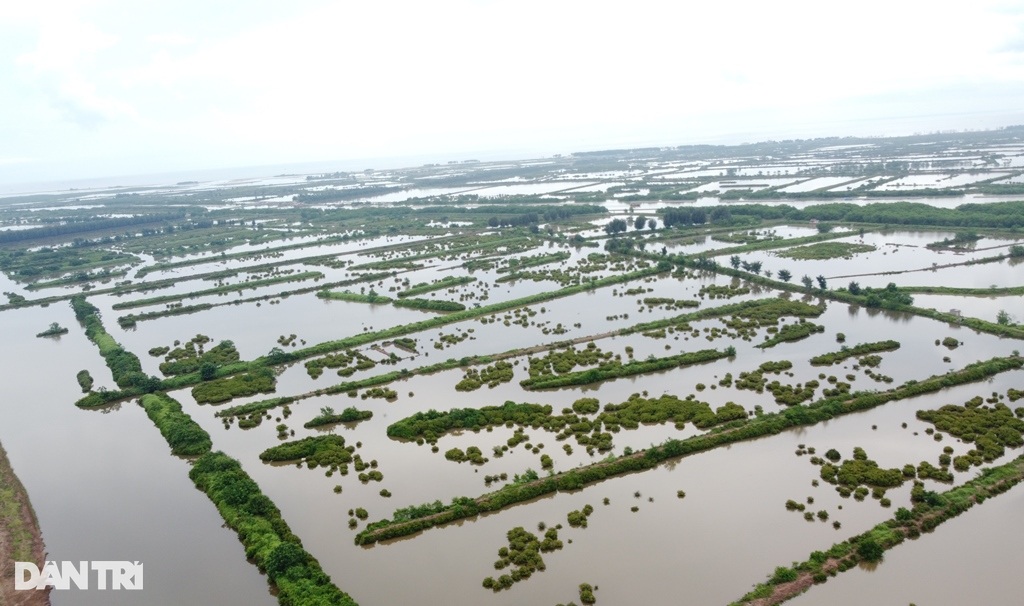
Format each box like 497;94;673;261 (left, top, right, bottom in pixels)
159;262;1020;605
3;226;1024;606
0;305;275;606
728;230;1024;290
787;477;1024;606
688;193;1024;209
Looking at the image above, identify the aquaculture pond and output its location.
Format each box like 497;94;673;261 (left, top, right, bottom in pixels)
5;133;1024;606
0;305;275;606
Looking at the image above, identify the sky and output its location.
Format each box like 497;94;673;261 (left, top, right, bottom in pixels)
3;0;1024;187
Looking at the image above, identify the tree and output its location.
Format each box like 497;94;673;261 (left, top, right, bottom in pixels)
265;542;309;578
816;275;827;290
997;309;1012;325
856;537;884;562
847;281;861;295
634;216;647;230
777;269;792;282
604;218;628;236
801;275;814;290
710;207;731;223
648;219;657;230
199;362;218;381
729;255;741;269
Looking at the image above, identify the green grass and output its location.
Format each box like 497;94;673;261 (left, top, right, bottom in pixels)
0;442;42;565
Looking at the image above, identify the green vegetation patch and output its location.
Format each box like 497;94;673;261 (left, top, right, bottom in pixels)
641;297;700;310
456;361;514;391
917;396;1024;466
138;393;212;456
0;246;139;282
189;451;357;605
392;297;466;312
71;295;153;392
35;322;68;337
398;275;476;298
159;337;240;377
316;290;392;304
699;283;751;299
526;343;613;379
482;525;563;592
388;402;553;441
735;360;820;406
304;406;373;428
809;340;900;366
305;349;376;379
260;435;353;469
818;447;905;490
498;251;571;273
599;393;746;432
192;368;276;404
75;370;93;393
521;348;733;390
777;242;876;260
756;320;824;349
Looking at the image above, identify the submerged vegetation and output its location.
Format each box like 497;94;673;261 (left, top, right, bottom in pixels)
304;406;373;428
732;455;1024;606
359;355;1023;545
777;242;877;260
192;368;276;404
12;130;1024;606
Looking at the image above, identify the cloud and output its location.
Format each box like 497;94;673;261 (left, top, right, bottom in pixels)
4;0;1024;184
15;16;117;72
47;76;137;127
146;33;195;47
0;156;37;166
13;13;137;129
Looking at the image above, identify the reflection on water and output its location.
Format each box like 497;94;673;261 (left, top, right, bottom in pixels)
0;306;276;606
788;484;1024;606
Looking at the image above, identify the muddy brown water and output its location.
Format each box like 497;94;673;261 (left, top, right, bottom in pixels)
2;235;1023;605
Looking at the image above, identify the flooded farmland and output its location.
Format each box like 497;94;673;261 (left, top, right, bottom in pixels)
3;130;1024;605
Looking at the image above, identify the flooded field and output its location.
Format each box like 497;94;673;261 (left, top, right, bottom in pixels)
3;129;1024;606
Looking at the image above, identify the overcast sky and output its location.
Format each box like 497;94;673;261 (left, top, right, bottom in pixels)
3;0;1024;187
